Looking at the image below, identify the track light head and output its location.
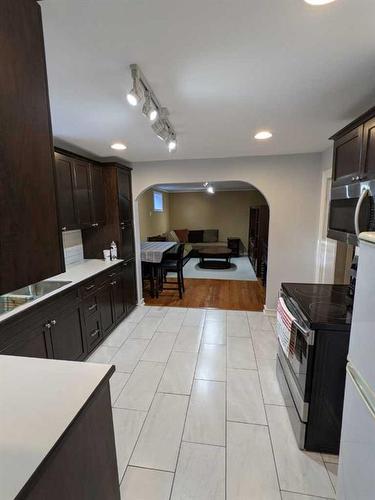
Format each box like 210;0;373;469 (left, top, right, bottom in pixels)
127;64;142;106
152;119;170;141
142;92;158;121
167;134;177;152
207;185;215;194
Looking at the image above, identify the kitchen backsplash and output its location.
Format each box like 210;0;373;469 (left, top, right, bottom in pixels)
62;230;84;266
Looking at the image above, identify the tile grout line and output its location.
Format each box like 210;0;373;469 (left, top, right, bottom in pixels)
168;311;208;499
248;311;284;499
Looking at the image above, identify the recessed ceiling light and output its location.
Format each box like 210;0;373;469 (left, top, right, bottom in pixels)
304;0;335;5
254;131;272;140
110;143;127;151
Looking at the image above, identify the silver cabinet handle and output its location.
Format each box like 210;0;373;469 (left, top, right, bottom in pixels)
355;188;370;237
44;322;51;329
62;226;67;231
88;304;96;311
351;176;356;181
85;284;95;291
110;281;117;286
51;319;57;326
108;272;116;277
90;329;100;337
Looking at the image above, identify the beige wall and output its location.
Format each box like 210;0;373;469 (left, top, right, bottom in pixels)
132;153;324;311
169;190;267;252
138;189;170;241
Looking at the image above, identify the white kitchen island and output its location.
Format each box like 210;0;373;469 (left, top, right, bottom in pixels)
0;355;120;500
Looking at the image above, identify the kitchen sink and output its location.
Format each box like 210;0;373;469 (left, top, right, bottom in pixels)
0;280;71;315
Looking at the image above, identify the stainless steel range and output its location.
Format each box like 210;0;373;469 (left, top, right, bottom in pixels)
277;283;352;453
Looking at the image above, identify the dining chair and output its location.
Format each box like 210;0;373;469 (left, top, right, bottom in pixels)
159;244;185;299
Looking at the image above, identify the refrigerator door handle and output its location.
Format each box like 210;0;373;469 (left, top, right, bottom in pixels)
354;188;370;238
346;361;375;421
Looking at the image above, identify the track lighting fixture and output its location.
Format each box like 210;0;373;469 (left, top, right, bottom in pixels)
126;65;142;106
142;91;158;121
203;182;209;188
126;64;177;151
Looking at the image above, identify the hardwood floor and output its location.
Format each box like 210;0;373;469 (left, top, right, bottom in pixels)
144;278;265;311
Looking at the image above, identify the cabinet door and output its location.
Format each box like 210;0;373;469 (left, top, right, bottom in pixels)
123;259;137;314
117;169;132;224
112;274;126;322
73;160;92;227
120;223;135;260
1;325;51;359
54;153;79;231
0;0;63;294
89;165;106;225
98;284;115;336
332;126;363;187
361;117;375;181
50;306;86;361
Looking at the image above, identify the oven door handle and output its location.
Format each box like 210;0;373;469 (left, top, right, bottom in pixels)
355;188;370;237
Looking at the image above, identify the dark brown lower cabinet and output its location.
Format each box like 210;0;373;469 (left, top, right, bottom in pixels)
0;262;138;360
49;305;86;361
18;380;120;500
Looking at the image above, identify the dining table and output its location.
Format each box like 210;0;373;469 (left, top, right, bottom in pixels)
140;241;177;298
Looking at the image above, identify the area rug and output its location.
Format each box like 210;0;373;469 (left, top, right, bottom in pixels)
170;256;257;281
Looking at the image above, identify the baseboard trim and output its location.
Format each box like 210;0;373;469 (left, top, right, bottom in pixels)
263;306;276;317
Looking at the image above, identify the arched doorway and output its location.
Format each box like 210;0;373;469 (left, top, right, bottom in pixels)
134;180;270;311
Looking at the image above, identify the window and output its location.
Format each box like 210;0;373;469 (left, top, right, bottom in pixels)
153;191;164;212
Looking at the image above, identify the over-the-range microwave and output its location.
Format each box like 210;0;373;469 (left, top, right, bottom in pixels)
328;180;375;245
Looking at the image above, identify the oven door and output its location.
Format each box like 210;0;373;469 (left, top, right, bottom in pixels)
328;180;375;245
277;294;314;422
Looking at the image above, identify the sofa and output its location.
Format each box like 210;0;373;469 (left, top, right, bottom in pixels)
148;229;226;258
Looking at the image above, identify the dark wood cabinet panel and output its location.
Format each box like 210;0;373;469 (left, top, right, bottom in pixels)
112;275;126;322
120;223;135;260
332;126;363;187
1;325;51;359
49;306;86;361
0;0;64;294
361;117;375;181
20;382;120;500
118;168;133;224
90;164;106;225
98;285;115;336
123;259;137;314
54;153;79;231
73;160;92;227
248;205;269;286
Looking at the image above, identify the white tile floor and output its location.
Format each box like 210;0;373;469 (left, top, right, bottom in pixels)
87;306;338;500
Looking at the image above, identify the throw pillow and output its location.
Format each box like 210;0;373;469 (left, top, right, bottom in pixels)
188;230;204;243
166;230;180;243
174;229;189;242
203;229;219;243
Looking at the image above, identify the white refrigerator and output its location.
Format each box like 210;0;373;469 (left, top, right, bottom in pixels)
338;232;375;499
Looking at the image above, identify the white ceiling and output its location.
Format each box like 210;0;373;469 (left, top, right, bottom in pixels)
155;181;256;192
41;0;375;163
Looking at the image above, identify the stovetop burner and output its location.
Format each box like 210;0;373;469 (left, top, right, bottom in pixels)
282;283;352;331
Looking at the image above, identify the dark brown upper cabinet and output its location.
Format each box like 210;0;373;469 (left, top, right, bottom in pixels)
118;168;133;224
54;153;79;231
361;117;375;181
0;0;64;294
330;106;375;188
89;164;106;226
332;126;363;187
73;159;92;227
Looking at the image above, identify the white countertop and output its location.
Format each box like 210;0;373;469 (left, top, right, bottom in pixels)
0;355;113;500
0;259;123;323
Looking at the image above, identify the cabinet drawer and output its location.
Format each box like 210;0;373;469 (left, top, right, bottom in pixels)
85;314;102;350
80;280;97;298
83;296;98;318
95;266;122;288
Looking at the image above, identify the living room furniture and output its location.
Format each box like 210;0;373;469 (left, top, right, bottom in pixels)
227;237;241;257
160;244;186;299
248;205;269;286
198;247;232;269
140;241;177;298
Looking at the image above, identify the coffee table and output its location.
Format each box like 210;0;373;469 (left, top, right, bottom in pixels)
198;247;232;269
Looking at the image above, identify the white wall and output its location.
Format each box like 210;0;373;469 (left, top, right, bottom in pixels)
132;153;324;311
